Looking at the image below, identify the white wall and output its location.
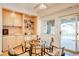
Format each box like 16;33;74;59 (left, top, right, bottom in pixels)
37;17;41;35
40;17;60;47
0;6;2;54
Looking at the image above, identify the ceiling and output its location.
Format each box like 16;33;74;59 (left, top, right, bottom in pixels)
1;3;79;16
1;3;56;12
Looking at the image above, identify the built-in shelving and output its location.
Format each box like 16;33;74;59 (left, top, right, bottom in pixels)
2;8;37;52
24;17;34;35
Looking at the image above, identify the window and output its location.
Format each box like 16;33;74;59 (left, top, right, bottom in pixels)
42;19;55;35
47;20;55;35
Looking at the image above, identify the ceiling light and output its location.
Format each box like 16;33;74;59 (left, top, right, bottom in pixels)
39;4;47;9
35;4;47;9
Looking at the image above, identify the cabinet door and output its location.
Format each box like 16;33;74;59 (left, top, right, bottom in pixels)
3;36;10;51
14;13;22;26
3;36;16;51
3;9;14;26
15;36;24;46
3;16;12;26
14;18;22;26
8;36;16;48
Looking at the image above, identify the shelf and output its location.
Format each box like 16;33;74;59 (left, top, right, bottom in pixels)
3;25;22;28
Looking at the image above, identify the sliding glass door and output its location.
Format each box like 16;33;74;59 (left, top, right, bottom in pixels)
61;17;76;51
61;15;79;52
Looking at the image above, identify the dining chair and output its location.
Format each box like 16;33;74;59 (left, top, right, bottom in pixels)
8;45;17;56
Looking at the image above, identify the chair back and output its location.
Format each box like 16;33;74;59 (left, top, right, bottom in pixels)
8;45;15;55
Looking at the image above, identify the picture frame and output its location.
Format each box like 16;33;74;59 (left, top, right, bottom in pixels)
3;29;8;35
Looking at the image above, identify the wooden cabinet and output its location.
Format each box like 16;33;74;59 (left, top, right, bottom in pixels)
2;8;37;52
13;13;22;27
3;9;23;36
3;9;22;27
3;10;13;26
3;36;10;51
3;36;15;52
8;36;16;48
2;36;24;52
15;36;24;46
